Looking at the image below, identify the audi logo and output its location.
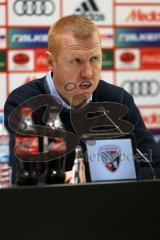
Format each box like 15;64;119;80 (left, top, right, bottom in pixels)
122;80;160;97
13;0;55;16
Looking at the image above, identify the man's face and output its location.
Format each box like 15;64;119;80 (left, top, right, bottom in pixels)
47;33;102;107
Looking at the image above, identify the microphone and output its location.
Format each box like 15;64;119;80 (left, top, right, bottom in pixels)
97;107;157;179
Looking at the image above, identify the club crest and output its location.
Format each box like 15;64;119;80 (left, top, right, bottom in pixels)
98;145;121;172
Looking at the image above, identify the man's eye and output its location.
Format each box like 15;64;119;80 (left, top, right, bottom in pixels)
71;58;81;64
91;56;99;63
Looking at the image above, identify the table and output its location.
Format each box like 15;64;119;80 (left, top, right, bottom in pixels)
0;180;160;240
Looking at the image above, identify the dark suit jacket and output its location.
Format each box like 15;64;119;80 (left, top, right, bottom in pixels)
4;76;160;181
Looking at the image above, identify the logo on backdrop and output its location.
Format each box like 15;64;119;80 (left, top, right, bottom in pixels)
13;0;55;16
126;9;160;22
122;80;160;97
0;29;6;49
0;50;6;71
0;34;5;40
9;28;48;48
75;0;105;21
141;48;160;69
116;28;160;47
120;52;136;63
13;53;30;65
143;112;160;126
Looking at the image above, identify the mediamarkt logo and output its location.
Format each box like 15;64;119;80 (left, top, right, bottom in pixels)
75;0;105;21
126;10;160;22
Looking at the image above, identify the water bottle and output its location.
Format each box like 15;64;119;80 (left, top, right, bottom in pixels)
15;107;38;185
0;114;11;188
71;145;86;184
44;106;66;184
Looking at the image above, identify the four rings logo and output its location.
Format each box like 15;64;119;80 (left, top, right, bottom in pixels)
13;0;55;16
122;80;160;97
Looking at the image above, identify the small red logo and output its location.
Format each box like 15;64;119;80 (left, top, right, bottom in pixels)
13;53;29;65
120;52;135;63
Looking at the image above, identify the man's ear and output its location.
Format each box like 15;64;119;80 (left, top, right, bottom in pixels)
46;51;55;71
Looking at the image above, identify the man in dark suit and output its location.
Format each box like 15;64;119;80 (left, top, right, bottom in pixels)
4;15;160;183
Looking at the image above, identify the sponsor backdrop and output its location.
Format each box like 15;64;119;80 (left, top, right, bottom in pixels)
0;0;160;142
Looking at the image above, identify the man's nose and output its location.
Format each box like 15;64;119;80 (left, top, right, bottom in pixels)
80;63;93;79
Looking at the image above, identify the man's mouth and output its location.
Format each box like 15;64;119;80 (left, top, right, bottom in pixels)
79;81;92;90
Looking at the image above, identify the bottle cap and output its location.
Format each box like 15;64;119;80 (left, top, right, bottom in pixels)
75;145;83;160
21;107;32;116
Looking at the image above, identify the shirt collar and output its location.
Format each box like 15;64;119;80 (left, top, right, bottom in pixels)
46;71;92;109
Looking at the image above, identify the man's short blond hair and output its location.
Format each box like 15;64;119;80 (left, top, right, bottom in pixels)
48;15;100;56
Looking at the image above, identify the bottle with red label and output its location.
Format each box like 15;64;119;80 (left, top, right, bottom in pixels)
16;107;39;185
44;106;66;184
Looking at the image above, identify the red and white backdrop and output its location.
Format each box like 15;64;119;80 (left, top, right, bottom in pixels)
0;0;160;142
